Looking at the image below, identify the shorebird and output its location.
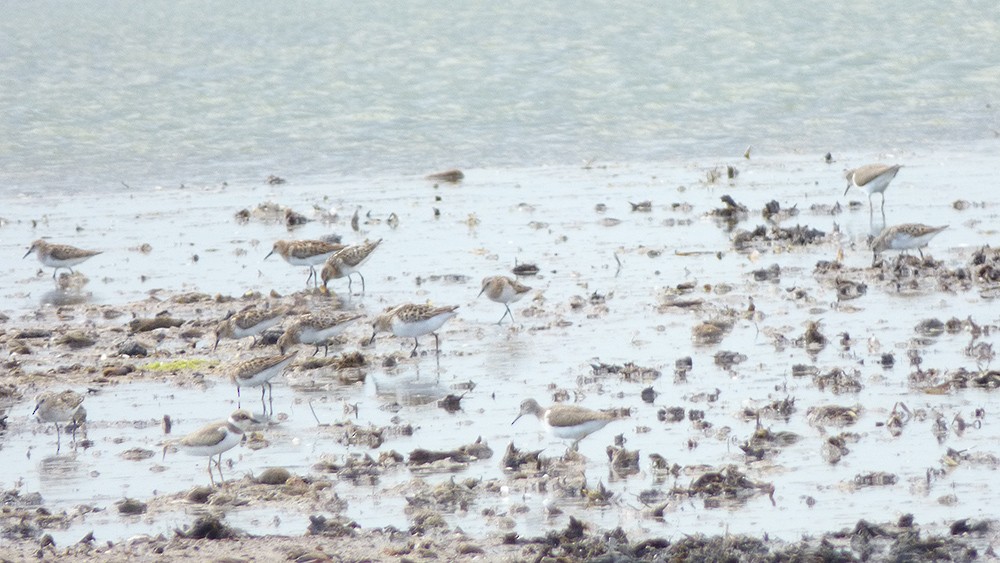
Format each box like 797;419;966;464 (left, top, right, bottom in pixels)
228;352;298;414
512;399;617;447
870;223;948;265
277;311;363;356
478;275;531;324
212;306;288;350
370;303;459;357
844;164;902;213
23;240;102;278
320;239;382;294
265;239;345;287
172;409;259;487
33;390;87;453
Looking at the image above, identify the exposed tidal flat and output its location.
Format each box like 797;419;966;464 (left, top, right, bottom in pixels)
1;149;999;560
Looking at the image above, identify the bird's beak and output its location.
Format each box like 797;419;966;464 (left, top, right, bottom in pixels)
368;331;377;345
477;287;486;298
212;335;220;351
843;183;851;197
264;250;274;261
511;413;523;426
23;248;33;259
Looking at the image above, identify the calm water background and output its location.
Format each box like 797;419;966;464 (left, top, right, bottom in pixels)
1;0;998;194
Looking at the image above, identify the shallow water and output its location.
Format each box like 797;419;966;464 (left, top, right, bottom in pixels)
2;149;998;545
1;1;998;193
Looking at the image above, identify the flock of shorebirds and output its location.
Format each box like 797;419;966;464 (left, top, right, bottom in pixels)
23;161;948;485
24;231;544;484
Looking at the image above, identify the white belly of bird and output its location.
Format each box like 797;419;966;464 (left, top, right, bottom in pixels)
494;285;526;304
859;174;894;196
232;317;282;339
182;428;241;457
236;358;294;388
888;232;937;250
286;252;335;267
391;312;456;338
36;405;81;424
40;255;90;269
298;324;349;344
544;418;611;441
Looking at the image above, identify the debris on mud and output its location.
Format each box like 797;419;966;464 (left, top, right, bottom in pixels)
426;169;464;183
671;466;775;506
590;361;661;382
732;224;826;251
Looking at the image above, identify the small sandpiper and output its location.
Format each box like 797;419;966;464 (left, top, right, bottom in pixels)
228;352;298;414
320;238;382;294
23;239;102;279
843;163;902;213
512;398;617;447
172;409;259;487
212;306;288;350
870;223;948;265
277;311;364;356
265;239;345;287
33;390;87;453
478;275;532;324
370;303;459;357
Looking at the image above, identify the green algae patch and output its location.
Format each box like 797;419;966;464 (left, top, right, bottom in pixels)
141;358;217;372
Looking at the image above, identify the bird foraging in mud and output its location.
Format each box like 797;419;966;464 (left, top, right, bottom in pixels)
512;399;618;447
369;303;459;357
24;239;102;279
870;223;947;265
478;275;531;324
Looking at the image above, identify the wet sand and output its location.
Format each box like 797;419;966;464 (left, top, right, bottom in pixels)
1;149;999;560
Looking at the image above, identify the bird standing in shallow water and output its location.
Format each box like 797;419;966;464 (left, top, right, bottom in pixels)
512;398;618;447
844;163;901;214
265;239;345;287
33;390;87;453
228;352;298;414
478;275;531;324
172;409;259;487
23;240;102;279
321;239;382;294
369;303;459;357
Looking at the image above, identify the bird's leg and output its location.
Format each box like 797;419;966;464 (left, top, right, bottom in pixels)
433;333;441;354
237;386;242;409
498;304;514;325
410;338;419;358
215;454;225;485
347;276;353;294
323;342;329;357
312;344;320;357
55;423;62;453
207;457;217;487
260;386;268;415
359;272;366;293
267;382;273;415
